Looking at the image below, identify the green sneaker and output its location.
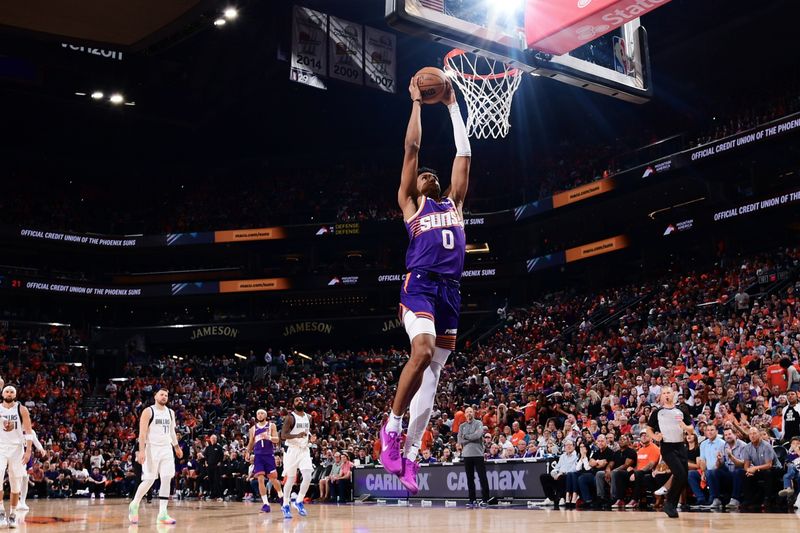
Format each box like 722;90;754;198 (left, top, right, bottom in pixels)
157;511;176;525
128;502;139;524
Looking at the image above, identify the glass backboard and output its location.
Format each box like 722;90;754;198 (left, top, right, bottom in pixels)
386;0;653;103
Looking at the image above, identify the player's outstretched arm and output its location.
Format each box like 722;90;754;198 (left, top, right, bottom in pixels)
137;408;151;464
246;426;256;456
20;405;33;461
270;422;280;444
443;81;471;212
398;77;423;219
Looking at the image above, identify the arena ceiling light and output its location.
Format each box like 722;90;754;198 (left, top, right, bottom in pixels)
488;0;523;16
223;7;238;20
90;91;104;100
109;93;124;104
213;18;226;27
234;352;247;360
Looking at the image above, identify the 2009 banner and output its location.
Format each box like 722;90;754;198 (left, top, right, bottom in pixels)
328;15;363;85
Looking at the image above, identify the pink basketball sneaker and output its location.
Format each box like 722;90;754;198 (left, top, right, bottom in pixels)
399;458;420;494
379;423;403;475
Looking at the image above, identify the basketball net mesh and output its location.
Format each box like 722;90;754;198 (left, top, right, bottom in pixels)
444;50;523;139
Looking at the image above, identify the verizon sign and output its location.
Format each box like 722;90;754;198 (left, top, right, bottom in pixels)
525;0;671;55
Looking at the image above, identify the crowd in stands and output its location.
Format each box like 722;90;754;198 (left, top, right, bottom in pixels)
2;85;798;235
3;244;799;511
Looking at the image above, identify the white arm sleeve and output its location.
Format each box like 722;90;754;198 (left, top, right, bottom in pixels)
31;430;45;453
448;103;471;157
170;409;179;446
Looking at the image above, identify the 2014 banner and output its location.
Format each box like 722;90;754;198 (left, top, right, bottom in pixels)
291;6;328;90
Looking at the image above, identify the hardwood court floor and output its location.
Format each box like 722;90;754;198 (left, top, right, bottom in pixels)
10;499;800;532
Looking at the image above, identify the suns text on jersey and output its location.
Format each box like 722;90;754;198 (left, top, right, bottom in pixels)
417;211;462;233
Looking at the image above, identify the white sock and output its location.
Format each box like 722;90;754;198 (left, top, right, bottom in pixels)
159;498;168;513
386;412;403;434
406;445;420;462
0;502;5;513
262;494;269;504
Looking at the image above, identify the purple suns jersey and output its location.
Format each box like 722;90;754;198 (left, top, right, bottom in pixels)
405;196;466;278
253;423;275;456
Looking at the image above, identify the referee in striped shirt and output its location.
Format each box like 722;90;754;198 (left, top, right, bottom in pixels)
648;388;693;518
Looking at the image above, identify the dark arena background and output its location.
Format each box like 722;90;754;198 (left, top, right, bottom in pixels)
1;0;800;531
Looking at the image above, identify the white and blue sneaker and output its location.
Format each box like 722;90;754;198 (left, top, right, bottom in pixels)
281;504;293;519
292;501;308;517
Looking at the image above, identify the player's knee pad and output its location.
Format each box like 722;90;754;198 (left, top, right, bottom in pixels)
403;310;436;342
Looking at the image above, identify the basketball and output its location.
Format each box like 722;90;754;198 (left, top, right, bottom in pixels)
415;66;448;104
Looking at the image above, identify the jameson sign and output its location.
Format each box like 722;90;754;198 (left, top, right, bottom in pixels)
353;460;551;499
190;326;240;340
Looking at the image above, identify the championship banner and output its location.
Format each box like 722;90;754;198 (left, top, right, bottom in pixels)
552;177;616;208
214;227;287;243
353;460;552;500
328;16;363;85
291;6;327;90
364;26;396;93
565;234;629;263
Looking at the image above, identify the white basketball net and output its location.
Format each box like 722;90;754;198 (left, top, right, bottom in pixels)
444;50;523;139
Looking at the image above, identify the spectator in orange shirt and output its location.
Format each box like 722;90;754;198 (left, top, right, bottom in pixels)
420;423;433;452
767;355;789;392
510;421;526;447
619;430;661;508
451;409;466;435
524;395;537;422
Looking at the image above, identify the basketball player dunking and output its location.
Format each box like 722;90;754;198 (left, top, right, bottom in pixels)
280;397;314;519
0;385;33;529
245;409;283;513
128;388;183;525
380;76;471;493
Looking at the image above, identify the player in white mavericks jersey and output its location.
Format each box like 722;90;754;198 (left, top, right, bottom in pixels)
280;396;314;519
0;386;33;529
128;388;183;525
